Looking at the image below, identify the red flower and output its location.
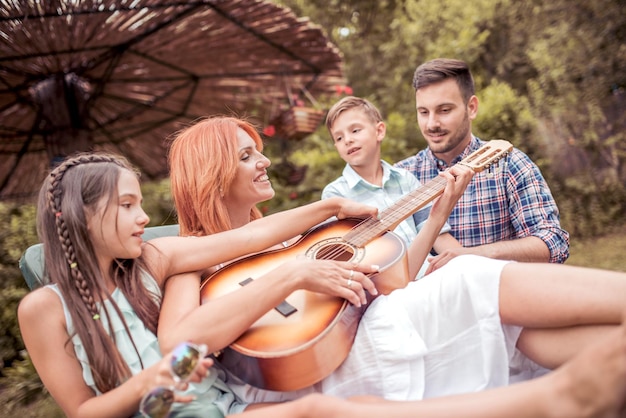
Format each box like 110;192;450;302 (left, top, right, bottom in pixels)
263;125;276;137
334;85;353;95
289;191;298;200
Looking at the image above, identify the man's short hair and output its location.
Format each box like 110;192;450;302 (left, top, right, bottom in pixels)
413;58;475;103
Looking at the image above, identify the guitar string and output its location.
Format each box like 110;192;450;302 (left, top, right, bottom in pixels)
313;147;510;263
314;176;448;262
345;176;447;246
315;177;447;261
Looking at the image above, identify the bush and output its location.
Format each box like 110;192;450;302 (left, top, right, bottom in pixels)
0;354;63;416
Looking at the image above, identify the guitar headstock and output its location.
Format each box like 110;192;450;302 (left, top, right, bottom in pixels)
460;139;513;172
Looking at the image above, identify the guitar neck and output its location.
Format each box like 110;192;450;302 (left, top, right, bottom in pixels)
344;175;447;246
380;175;448;231
343;139;514;247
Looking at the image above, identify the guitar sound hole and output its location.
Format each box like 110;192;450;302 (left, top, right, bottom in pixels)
314;244;354;262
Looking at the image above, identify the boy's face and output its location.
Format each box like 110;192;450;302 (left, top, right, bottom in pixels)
329;108;385;169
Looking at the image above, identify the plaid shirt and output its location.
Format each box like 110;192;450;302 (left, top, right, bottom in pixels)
395;136;570;263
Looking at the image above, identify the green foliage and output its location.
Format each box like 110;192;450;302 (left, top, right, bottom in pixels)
0;355;63;416
262;129;339;212
141;178;177;226
553;172;626;237
0;203;38;288
567;225;626;272
0;204;49;415
0;202;40;379
380;109;422;162
0;286;28;365
473;80;535;149
276;0;626;237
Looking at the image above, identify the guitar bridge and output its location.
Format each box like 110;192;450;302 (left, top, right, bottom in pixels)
239;277;297;317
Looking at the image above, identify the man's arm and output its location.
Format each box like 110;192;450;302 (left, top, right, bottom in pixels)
429;149;569;267
427;236;550;273
504;150;570;263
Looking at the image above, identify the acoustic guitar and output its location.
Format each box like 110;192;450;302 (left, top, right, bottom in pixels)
200;139;513;391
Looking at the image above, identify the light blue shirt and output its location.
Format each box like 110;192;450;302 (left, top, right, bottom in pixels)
322;160;451;279
48;275;245;417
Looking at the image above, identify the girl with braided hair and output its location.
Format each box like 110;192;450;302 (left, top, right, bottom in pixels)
17;152;383;417
16;150;626;418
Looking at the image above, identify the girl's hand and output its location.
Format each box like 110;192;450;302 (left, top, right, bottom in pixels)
334;198;378;220
140;351;214;417
145;351;213;397
170;357;214;403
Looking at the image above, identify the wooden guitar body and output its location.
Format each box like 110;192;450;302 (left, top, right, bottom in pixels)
200;218;410;391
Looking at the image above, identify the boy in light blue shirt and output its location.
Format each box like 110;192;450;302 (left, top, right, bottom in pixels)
322;96;461;279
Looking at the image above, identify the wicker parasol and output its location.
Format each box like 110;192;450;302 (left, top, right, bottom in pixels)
0;0;346;200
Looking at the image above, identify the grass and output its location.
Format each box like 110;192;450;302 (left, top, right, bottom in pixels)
4;227;626;416
0;394;63;417
566;224;626;272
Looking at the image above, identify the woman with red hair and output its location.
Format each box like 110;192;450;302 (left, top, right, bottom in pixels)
162;116;626;416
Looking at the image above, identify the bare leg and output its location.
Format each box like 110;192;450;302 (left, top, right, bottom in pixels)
499;263;626;327
497;262;626;366
519;325;614;368
229;318;626;418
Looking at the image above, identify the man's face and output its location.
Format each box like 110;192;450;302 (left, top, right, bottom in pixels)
415;78;478;163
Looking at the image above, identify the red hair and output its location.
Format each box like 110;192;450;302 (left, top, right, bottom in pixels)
168;116;264;236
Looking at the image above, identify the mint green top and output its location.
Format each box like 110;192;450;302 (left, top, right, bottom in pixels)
48;275;247;417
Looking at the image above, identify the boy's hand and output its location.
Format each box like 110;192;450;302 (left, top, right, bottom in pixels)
446;164;474;196
431;165;474;217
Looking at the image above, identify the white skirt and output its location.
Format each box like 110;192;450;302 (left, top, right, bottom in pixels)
228;255;541;403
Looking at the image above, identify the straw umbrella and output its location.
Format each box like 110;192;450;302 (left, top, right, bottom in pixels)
0;0;346;200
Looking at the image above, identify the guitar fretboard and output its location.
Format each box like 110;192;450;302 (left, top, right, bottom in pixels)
340;139;512;249
343;175;448;247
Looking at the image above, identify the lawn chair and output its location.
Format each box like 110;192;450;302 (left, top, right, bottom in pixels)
19;224;180;290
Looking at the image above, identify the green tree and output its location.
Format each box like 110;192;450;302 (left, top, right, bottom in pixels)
275;0;626;236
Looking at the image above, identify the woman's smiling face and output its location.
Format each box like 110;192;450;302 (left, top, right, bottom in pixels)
222;128;274;209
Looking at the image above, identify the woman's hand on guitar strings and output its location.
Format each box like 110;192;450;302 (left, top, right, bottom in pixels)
336;262;379;306
285;259;379;307
347;269;355;288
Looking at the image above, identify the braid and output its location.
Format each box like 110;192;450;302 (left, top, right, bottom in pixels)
39;152;161;393
46;154;126;319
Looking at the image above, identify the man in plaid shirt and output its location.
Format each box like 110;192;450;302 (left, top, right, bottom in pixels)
396;58;569;265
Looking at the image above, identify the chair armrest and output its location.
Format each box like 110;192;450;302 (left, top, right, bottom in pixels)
18;224;180;290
